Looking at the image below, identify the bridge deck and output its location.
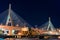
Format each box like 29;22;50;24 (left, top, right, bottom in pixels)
0;34;60;39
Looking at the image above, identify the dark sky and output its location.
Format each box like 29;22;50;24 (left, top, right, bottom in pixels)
0;0;60;27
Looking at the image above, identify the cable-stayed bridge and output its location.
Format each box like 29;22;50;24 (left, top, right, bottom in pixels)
0;4;32;27
39;17;60;35
0;4;60;39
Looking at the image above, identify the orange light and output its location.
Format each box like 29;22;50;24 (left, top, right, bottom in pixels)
18;33;23;35
21;27;29;31
58;36;60;39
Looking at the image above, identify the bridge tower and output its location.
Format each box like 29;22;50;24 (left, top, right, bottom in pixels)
6;4;13;26
47;17;55;31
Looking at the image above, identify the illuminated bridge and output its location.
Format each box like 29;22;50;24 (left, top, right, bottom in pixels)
0;4;60;39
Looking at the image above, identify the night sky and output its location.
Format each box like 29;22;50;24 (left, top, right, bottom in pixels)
0;0;60;28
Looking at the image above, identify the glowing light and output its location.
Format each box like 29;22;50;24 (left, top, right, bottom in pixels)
49;31;52;33
21;27;29;31
58;36;60;39
7;34;10;35
59;30;60;32
18;33;23;35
